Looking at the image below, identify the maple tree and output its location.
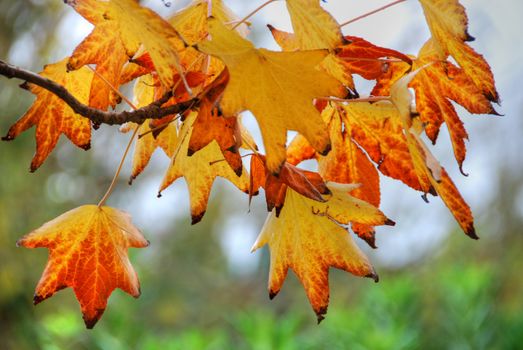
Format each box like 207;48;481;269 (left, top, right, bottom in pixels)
0;0;499;328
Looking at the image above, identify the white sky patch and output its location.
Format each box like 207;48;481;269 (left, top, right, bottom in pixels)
219;215;260;276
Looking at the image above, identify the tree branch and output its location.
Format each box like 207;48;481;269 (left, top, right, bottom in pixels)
0;59;198;125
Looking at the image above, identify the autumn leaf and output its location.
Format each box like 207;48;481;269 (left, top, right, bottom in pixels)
2;58;92;171
418;0;499;102
318;104;381;247
17;205;149;329
170;0;248;45
267;0;356;88
197;18;345;173
335;36;412;80
249;154;329;216
66;0;186;92
279;0;344;50
188;69;243;175
252;183;393;322
159;112;249;224
342;102;425;192
373;40;498;171
387;71;477;238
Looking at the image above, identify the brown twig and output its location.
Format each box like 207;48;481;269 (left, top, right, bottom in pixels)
0;59;199;125
340;0;408;27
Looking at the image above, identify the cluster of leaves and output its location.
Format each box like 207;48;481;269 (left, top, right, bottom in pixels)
2;0;498;328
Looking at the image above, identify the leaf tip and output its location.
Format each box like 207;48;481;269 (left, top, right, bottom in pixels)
366;271;379;283
83;312;103;330
80;142;91;151
268;289;279;300
234;165;243;177
464;30;475;42
459;164;469;177
1;133;14;141
384;218;396;226
315;306;328;324
191;211;205;225
318;142;332;157
466;225;479;240
29;162;40;173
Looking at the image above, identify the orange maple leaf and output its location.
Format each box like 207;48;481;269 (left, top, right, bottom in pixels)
2;58;92;171
252;183;393;322
335;36;412;80
188;69;243;176
387;70;477;238
66;0;186;99
372;39;498;172
418;0;499;102
17;205;149;328
319;104;381;247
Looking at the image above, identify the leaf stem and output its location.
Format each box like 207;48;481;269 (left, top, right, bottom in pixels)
98;126;139;207
340;0;408;27
97;71;141;207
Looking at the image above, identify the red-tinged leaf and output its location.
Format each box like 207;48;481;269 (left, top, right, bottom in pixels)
250;154;329;216
2;58;92;171
17;205;148;328
418;0;499;102
335;36;412;80
67;0;187;89
319;104;381;247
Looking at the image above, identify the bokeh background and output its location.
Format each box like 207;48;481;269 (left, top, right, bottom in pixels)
1;0;522;349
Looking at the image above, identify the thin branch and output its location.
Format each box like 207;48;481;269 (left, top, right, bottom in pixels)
0;60;198;125
232;0;278;30
318;96;391;103
340;0;408;27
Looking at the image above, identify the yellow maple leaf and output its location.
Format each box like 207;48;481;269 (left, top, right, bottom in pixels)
252;183;392;322
159;112;249;224
2;58;92;171
267;0;354;88
17;205;148;328
283;0;343;50
67;0;185;92
197;18;345;173
170;0;248;45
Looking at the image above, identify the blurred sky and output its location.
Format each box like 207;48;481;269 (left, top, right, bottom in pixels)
7;0;522;271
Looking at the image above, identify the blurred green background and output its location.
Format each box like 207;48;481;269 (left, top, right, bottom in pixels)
1;1;522;349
